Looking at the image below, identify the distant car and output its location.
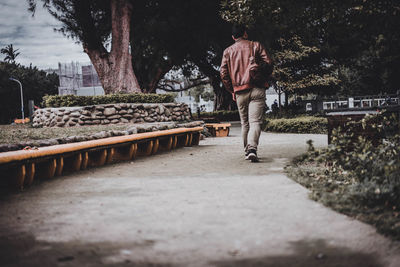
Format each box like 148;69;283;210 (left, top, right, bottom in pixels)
306;103;312;112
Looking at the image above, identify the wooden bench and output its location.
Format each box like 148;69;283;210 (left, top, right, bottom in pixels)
204;123;231;137
0;127;203;191
326;110;380;144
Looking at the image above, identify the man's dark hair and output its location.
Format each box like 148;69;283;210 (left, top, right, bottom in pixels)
232;24;246;39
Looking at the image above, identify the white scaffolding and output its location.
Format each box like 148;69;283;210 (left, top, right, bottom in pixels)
58;62;104;96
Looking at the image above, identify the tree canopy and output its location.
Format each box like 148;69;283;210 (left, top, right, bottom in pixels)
130;0;234;109
221;0;400;97
273;36;340;96
0;61;58;123
26;0;400;109
1;44;20;64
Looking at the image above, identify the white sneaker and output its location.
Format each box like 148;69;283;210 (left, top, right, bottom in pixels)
246;150;259;162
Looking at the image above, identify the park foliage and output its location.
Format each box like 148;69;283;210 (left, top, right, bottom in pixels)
42;93;175;108
16;0;400;111
28;0;234;110
264;116;327;134
221;0;400;97
1;44;20;64
288;114;400;239
0;61;58;124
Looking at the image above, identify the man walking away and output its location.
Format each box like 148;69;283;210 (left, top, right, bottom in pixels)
220;24;273;162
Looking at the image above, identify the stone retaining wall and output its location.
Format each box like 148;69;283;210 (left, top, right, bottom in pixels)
32;103;190;128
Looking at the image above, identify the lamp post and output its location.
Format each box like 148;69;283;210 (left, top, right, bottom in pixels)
9;77;24;120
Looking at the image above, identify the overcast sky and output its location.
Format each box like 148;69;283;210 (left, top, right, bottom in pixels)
0;0;90;69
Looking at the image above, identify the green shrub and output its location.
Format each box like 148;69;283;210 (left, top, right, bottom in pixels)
317;114;400;206
192;110;240;121
289;113;400;239
42;93;175;108
264;116;327;134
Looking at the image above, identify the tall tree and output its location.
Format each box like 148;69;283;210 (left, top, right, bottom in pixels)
28;0;234;110
273;36;340;101
28;0;141;94
1;44;20;64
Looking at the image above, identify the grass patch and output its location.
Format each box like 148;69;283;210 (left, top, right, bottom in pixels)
0;124;132;144
264;116;327;134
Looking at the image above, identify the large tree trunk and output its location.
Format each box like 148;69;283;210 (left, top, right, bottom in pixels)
284;91;289;107
211;78;236;111
145;66;171;93
278;88;282;108
85;0;141;94
195;62;235;111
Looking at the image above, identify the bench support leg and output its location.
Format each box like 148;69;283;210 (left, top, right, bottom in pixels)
152;139;160;155
81;152;89;170
35;159;57;180
64;153;82;172
192;132;200;146
55;157;64;176
88;149;107;167
24;163;35;187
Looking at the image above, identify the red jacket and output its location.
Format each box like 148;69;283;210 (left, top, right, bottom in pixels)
220;38;272;94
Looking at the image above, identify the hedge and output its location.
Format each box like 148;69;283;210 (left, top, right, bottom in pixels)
42;93;175;108
264;116;327;134
192;110;240;121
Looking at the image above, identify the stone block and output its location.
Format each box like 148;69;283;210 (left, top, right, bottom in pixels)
122;114;133;119
70;112;81;117
107;115;121;120
104;107;117;116
144;117;155;122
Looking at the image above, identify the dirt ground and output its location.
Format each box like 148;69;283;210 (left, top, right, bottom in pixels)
0;124;399;267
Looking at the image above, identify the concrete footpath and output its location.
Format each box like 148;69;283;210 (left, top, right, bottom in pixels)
0;125;399;267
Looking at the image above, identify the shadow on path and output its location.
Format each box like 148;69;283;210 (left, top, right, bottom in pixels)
0;231;172;267
0;231;383;267
211;239;383;267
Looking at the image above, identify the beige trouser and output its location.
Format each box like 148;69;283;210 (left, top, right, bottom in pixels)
236;87;266;152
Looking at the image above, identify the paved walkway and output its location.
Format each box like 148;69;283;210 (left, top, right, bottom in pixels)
1;125;399;267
